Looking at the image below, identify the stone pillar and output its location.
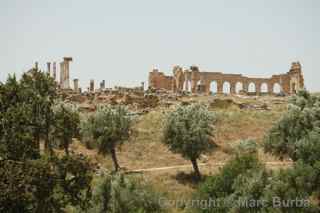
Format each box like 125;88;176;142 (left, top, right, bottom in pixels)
100;80;105;90
217;80;223;94
243;82;248;93
230;82;236;95
268;82;273;95
141;82;145;90
63;57;72;89
60;62;65;88
90;80;94;92
35;62;39;70
256;83;261;95
191;80;196;93
47;62;51;75
53;62;57;81
205;81;211;95
73;79;79;93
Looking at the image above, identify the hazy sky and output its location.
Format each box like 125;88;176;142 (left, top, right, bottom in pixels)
1;0;319;91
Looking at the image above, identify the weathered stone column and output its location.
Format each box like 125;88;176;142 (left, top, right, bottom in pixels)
73;79;79;93
35;62;39;70
90;80;94;92
47;62;51;75
53;62;57;81
60;62;65;88
100;80;105;90
63;57;72;89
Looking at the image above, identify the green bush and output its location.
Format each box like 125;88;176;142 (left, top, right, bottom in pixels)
86;173;163;213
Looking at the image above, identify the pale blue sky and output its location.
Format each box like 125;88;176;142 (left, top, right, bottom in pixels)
1;0;319;91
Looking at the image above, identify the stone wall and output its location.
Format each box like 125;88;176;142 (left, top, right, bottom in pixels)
148;62;304;95
148;69;174;90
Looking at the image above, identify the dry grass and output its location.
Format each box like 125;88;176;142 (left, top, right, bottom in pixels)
69;95;289;212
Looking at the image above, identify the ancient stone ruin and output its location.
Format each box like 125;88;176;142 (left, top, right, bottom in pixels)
59;57;73;89
149;62;304;95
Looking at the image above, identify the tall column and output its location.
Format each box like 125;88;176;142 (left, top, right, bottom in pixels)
53;62;57;81
35;62;39;70
60;62;65;88
73;79;79;93
90;80;94;92
47;62;51;75
100;80;105;90
63;57;73;89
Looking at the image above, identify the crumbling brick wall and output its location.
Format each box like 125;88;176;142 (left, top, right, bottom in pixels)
148;69;173;90
149;62;304;95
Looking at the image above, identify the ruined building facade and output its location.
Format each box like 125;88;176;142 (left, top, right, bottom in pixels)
149;62;304;95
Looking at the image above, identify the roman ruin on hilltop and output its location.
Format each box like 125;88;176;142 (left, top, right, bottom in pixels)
149;62;305;95
30;57;143;94
32;57;75;91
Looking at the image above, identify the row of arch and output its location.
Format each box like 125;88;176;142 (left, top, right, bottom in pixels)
183;80;282;94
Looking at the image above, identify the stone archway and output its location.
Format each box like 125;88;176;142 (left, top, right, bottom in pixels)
210;81;218;94
235;82;243;94
183;80;192;92
261;83;268;93
273;83;281;94
223;81;231;94
248;82;256;93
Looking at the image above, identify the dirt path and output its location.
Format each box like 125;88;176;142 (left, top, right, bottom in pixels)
126;161;293;173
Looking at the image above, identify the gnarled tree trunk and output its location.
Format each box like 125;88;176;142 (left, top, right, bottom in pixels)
191;158;201;180
111;147;120;172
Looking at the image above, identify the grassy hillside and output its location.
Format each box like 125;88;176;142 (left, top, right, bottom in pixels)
70;95;289;212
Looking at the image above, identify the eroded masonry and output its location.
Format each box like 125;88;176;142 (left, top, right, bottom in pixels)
149;62;304;95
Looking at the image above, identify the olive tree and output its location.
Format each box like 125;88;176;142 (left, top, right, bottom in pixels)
162;103;216;179
263;90;320;206
53;102;80;155
81;105;131;172
264;90;320;162
20;69;57;154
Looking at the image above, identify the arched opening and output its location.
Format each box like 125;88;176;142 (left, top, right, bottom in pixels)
248;82;256;93
210;81;217;95
223;81;231;94
235;82;243;94
183;80;192;92
273;83;281;94
260;83;268;93
196;80;202;93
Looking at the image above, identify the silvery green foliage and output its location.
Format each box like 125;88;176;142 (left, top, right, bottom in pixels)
86;173;163;213
195;152;320;213
264;90;320;162
162;103;216;160
52;102;80;154
84;105;132;155
235;139;258;155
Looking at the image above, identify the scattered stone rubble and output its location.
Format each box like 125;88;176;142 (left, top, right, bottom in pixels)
28;56;292;114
